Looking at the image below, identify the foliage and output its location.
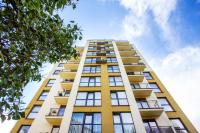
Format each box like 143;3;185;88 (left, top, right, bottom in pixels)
0;0;81;122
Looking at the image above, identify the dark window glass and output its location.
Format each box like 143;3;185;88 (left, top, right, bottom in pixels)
158;98;174;111
51;126;60;133
109;77;123;86
83;66;101;73
170;119;188;133
108;66;120;73
75;92;101;106
111;91;128;106
143;72;153;80
46;79;56;87
107;57;117;63
27;105;41;119
18;125;31;133
113;112;135;133
53;70;61;75
143;120;160;133
80;77;101;87
69;113;101;133
58;63;64;67
38;91;49;101
149;83;161;92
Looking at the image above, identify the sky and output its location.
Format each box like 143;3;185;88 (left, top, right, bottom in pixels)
1;0;200;132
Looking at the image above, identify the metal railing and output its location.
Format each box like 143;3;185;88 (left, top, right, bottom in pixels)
47;108;64;116
145;126;174;133
124;62;145;65
137;100;163;109
61;79;74;83
131;83;150;89
57;91;70;97
127;72;143;75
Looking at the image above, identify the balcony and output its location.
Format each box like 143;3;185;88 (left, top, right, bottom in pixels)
46;108;64;125
145;126;174;133
127;72;144;82
137;100;164;117
60;79;73;90
122;57;140;63
120;51;136;57
64;63;78;70
117;45;132;51
96;52;106;56
60;70;76;79
54;91;70;105
124;62;145;72
131;83;152;98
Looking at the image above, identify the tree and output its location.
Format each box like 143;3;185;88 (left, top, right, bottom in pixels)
0;0;82;122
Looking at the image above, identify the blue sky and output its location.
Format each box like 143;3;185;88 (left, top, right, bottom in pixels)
1;0;200;132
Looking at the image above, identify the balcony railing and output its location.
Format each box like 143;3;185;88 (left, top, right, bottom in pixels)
57;91;70;97
96;52;106;56
131;83;150;89
124;62;145;65
61;69;77;72
47;108;65;116
127;72;143;76
145;126;174;133
61;79;74;83
137;100;163;109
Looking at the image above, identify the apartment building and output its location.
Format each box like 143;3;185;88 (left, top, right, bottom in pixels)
11;40;197;133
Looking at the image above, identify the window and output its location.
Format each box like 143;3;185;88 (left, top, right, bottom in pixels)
108;66;120;73
158;98;174;111
85;58;97;64
109;77;123;86
113;112;135;133
38;91;49;101
46;79;56;87
107;57;117;63
88;46;96;50
83;66;101;73
69;113;101;133
106;51;115;56
80;77;101;87
143;120;159;133
144;72;153;80
111;91;128;106
75;92;101;106
149;83;161;92
170;119;188;133
58;63;64;67
58;106;65;116
27;105;41;119
131;83;140;89
87;52;97;56
18;125;31;133
53;70;61;75
51;126;60;133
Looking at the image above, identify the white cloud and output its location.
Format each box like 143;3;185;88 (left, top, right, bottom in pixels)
148;45;200;130
119;0;178;49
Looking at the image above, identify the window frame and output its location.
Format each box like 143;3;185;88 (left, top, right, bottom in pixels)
143;72;153;80
75;92;101;106
18;125;31;133
109;77;123;86
158;97;174;112
80;77;101;87
149;83;161;93
85;58;97;64
107;57;117;63
53;70;61;75
27;105;41;119
170;118;188;133
38;91;49;101
51;126;60;133
69;113;102;133
83;66;101;73
111;91;129;106
46;79;56;87
108;66;120;73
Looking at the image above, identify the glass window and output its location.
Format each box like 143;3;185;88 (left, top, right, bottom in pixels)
51;126;60;133
46;79;56;87
107;57;117;63
58;63;64;67
170;119;188;133
75;92;101;106
158;98;174;111
88;46;96;50
144;72;153;80
149;83;161;92
131;83;140;89
58;106;65;116
80;77;101;87
53;70;61;75
18;125;31;133
109;77;123;86
69;113;101;133
111;91;128;106
38;91;49;101
27;105;41;119
106;51;115;56
85;58;97;64
108;66;120;73
113;113;135;133
83;66;101;73
87;52;97;56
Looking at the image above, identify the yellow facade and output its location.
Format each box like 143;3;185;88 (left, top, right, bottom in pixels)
12;40;197;133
